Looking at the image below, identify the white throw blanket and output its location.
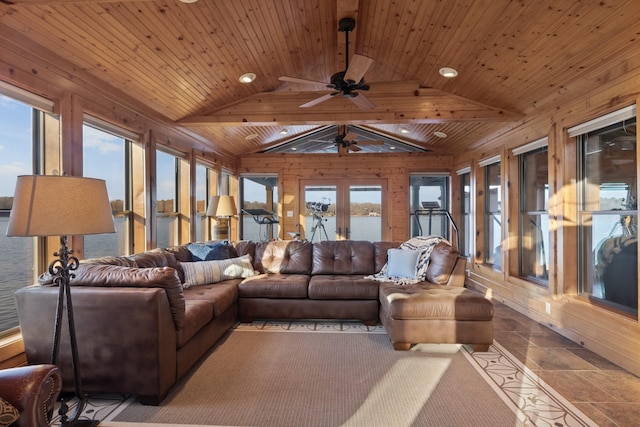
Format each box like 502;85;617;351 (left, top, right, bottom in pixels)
368;235;450;285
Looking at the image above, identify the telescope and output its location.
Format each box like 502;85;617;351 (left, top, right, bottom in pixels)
306;201;329;213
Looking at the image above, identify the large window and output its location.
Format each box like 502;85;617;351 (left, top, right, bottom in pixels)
156;150;179;248
483;160;502;269
0;90;51;335
458;169;471;257
518;145;549;284
240;176;279;241
409;175;452;243
574;112;637;315
83;121;133;258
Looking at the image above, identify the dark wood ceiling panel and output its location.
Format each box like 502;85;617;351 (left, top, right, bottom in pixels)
2;0;639;157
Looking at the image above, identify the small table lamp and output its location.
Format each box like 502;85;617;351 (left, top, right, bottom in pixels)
207;195;236;240
7;175;115;427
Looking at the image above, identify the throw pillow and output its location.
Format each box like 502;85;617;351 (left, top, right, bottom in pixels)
187;242;231;262
386;249;421;279
181;254;255;288
0;397;19;427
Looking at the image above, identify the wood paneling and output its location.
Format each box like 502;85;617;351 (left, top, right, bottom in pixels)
3;1;640;157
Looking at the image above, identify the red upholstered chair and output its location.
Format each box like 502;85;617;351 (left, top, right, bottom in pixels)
0;364;62;427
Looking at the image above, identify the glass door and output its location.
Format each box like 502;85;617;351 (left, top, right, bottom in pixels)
301;179;387;242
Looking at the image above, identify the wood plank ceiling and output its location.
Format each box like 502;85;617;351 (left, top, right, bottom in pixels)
1;0;639;158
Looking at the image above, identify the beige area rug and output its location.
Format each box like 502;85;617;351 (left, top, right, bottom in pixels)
96;321;597;427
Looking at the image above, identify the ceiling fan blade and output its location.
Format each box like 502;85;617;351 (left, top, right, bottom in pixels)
357;140;385;145
279;76;329;87
349;92;376;110
349;144;362;152
300;93;336;108
343;132;357;143
344;54;374;83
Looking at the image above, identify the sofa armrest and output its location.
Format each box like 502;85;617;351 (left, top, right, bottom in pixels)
0;364;62;427
445;256;468;287
15;286;177;400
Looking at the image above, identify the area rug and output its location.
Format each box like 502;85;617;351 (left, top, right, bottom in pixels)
97;321;597;427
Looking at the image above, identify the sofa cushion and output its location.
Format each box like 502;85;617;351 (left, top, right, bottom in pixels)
232;240;256;259
386;249;421;279
181;255;255;288
183;282;239;318
426;242;461;285
177;300;214;348
254;240;312;274
373;241;401;273
71;264;186;329
238;274;309;298
308;275;379;299
187;242;233;261
128;248;178;270
312;241;375;275
82;255;139;267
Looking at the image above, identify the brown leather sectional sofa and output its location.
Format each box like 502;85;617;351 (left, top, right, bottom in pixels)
15;239;492;405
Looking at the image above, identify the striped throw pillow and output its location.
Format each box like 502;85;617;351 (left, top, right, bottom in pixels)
181;254;255;288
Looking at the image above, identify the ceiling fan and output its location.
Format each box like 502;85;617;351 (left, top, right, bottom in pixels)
312;125;385;152
279;17;376;111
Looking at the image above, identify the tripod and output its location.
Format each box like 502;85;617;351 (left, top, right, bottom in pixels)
309;211;330;241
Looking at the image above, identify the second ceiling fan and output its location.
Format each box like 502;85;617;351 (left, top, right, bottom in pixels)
279;17;376;111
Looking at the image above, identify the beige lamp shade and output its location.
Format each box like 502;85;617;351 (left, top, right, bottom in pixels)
214;195;237;217
6;175;115;237
205;195;220;217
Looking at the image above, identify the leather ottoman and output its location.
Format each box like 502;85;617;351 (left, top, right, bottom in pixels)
379;283;494;351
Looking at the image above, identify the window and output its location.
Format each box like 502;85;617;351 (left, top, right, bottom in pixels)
517;143;549;284
83;121;133;258
482;159;502;269
574;113;637;315
458;170;471;257
240;176;279;241
195;164;208;242
0;88;53;335
409;175;452;242
156;150;179;248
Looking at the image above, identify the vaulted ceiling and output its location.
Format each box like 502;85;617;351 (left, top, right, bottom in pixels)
1;0;638;159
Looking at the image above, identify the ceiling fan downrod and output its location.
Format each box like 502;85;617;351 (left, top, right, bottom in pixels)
339;17;356;79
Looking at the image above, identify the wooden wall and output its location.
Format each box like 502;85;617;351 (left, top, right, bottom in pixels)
450;70;640;377
237;152;453;242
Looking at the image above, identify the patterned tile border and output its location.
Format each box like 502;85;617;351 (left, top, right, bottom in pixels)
56;321;597;426
463;341;599;427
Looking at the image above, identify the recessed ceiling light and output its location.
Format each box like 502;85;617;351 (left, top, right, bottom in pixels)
400;128;409;134
390;146;396;150
280;129;289;135
179;0;198;3
239;73;256;83
291;147;297;151
439;67;458;78
245;133;259;140
434;131;448;138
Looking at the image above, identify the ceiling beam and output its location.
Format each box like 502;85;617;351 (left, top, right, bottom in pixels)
178;89;523;127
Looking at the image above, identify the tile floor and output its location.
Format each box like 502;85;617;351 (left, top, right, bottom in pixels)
492;301;640;426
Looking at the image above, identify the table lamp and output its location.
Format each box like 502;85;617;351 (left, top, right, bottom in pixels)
208;195;236;240
6;175;115;427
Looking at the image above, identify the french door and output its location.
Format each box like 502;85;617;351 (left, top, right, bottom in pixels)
300;179;388;241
